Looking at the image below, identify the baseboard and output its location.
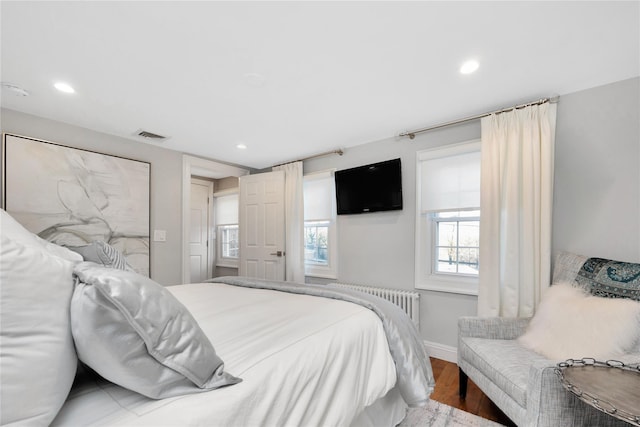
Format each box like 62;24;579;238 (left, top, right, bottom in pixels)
424;340;457;364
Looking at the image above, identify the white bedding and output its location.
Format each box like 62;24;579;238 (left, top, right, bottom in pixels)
52;282;404;426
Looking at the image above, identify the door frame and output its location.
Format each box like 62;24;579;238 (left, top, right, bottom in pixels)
181;155;249;284
190;177;214;282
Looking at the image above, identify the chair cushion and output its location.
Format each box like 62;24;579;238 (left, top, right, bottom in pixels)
458;337;549;407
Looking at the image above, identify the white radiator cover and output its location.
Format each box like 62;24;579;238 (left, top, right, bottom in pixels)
329;283;420;329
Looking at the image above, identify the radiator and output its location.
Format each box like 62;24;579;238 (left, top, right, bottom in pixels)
329;282;420;329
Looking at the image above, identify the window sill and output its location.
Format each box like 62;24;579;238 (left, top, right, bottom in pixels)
415;274;478;296
304;270;337;280
216;262;238;269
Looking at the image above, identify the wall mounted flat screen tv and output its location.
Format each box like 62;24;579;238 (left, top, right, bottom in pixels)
335;158;403;215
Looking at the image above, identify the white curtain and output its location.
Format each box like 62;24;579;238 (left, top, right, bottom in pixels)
273;161;305;283
478;102;557;317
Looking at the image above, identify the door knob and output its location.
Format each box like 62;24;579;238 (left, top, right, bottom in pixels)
270;251;284;257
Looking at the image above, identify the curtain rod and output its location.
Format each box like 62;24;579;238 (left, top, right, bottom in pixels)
399;96;560;139
272;148;344;168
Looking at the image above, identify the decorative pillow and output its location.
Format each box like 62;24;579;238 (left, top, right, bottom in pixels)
552;251;587;284
67;240;130;270
0;235;78;426
518;281;640;360
575;257;640;301
0;208;83;263
71;263;241;399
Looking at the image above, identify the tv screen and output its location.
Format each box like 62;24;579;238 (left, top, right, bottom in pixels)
335;158;403;215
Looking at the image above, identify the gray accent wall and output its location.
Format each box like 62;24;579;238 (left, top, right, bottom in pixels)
1;108;185;285
304;77;640;347
553;77;639;262
304;121;481;347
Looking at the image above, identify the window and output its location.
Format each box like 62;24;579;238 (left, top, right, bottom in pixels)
415;140;481;294
304;220;329;265
303;170;337;278
219;224;239;259
215;191;239;267
432;210;479;276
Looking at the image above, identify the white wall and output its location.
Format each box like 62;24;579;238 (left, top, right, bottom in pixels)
304;76;640;348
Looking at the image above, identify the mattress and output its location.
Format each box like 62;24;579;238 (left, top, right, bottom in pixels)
52;282;402;426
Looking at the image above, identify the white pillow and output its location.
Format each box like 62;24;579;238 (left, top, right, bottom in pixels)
0;209;82;263
519;281;640;360
0;235;78;425
71;263;241;399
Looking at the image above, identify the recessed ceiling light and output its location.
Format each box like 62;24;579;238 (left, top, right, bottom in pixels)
460;60;479;75
54;82;75;93
236;143;247;150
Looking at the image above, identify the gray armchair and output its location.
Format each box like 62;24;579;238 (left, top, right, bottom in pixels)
457;252;639;427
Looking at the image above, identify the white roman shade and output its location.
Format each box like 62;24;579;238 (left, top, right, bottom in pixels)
419;142;481;212
304;170;335;221
215;193;238;225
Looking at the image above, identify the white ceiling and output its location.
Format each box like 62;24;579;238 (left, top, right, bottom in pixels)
1;1;638;169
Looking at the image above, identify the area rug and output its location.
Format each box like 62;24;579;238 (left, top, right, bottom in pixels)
399;400;505;427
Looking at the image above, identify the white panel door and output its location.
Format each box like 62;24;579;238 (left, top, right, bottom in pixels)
190;179;212;283
239;171;285;280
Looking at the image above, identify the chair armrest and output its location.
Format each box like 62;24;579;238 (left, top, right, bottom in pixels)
526;355;639;427
526;359;579;427
458;316;531;340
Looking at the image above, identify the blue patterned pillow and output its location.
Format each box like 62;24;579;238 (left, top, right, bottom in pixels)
575;257;640;301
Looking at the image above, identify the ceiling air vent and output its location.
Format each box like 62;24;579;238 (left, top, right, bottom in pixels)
135;129;168;141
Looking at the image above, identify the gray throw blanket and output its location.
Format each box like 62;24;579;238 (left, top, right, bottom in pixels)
206;276;435;407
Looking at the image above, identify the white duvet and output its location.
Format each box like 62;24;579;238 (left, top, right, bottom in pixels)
52;282;401;426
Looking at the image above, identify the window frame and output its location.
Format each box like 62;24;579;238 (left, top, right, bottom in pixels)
431;210;480;277
303;170;338;279
304;220;331;266
415;139;481;295
217;223;239;266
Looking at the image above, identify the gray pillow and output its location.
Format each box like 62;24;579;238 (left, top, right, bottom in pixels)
67;240;130;270
70;262;240;399
552;251;587;284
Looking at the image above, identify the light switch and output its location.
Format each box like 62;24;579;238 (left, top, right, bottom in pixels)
153;229;167;242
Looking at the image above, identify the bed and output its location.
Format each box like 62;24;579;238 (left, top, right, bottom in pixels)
0;208;435;426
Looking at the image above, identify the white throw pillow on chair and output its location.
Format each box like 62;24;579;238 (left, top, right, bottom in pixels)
518;281;640;360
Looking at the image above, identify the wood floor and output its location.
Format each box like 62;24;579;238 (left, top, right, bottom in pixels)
429;358;517;427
